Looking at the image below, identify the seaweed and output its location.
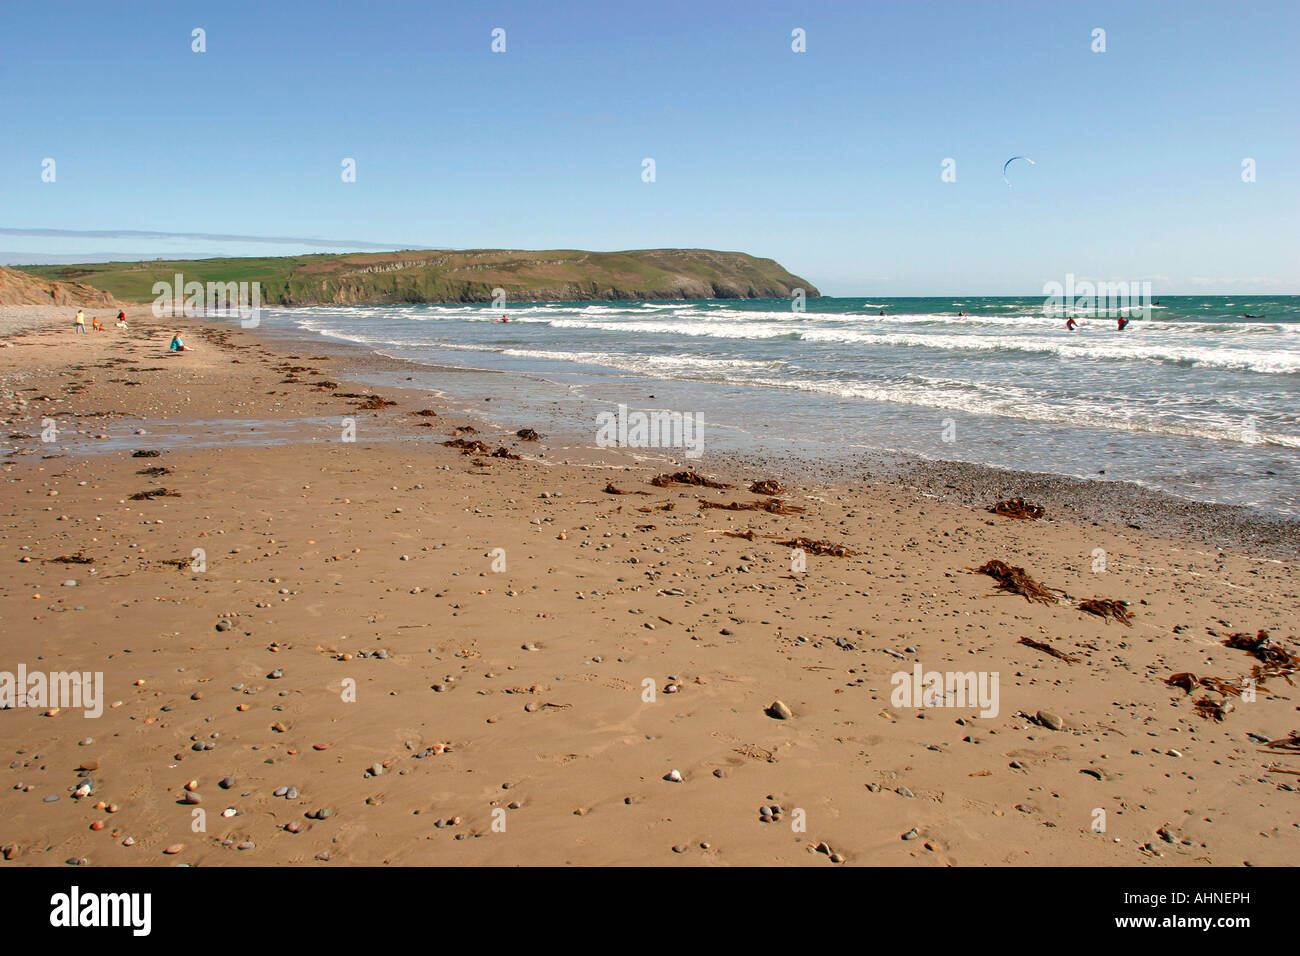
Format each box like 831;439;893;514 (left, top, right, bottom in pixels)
699;498;805;515
969;560;1061;604
491;446;521;460
443;438;491;454
129;488;182;500
651;471;734;489
1224;629;1298;682
990;498;1045;520
516;428;542;441
604;483;650;495
749;479;787;496
1018;636;1081;663
49;552;93;565
775;536;856;557
1078;598;1134;626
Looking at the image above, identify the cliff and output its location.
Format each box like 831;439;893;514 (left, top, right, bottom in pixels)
0;265;120;307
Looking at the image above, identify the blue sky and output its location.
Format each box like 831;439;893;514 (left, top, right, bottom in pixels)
1;0;1296;295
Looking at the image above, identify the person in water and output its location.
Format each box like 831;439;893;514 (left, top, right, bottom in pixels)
169;332;194;351
1117;316;1130;331
1066;317;1078;331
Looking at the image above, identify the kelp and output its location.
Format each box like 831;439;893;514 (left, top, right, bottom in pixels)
49;552;93;565
990;498;1045;520
699;498;805;515
129;488;182;500
749;479;787;496
1018;636;1080;663
776;537;857;557
969;559;1061;604
1078;598;1134;626
443;438;491;454
604;483;650;495
651;471;734;489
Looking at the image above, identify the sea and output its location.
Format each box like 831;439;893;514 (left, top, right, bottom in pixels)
259;295;1300;518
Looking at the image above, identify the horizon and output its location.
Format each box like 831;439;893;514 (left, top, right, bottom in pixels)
2;0;1296;296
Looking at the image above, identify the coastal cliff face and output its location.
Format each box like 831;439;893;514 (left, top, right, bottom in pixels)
0;266;119;307
17;249;818;305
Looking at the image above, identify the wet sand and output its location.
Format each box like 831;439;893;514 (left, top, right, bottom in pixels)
0;309;1296;866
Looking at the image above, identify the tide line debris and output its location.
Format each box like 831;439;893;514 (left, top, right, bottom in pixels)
129;488;182;500
604;483;650;495
699;498;805;515
969;560;1061;604
1018;636;1080;663
651;471;733;489
776;537;856;557
990;498;1045;520
749;479;787;496
1078;598;1134;626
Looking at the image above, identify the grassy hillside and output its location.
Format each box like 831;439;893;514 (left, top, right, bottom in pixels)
16;249;818;305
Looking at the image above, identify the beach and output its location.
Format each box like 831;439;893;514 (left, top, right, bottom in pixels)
0;306;1296;867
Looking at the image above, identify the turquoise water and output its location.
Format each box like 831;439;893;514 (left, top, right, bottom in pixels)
262;295;1300;516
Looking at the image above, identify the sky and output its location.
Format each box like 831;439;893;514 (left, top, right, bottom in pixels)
1;0;1296;295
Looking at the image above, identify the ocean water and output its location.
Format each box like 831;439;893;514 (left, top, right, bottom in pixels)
261;296;1300;517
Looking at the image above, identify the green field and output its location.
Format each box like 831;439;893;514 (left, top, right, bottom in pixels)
16;249;818;305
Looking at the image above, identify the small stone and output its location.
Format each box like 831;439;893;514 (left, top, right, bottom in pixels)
163;844;184;855
767;700;794;720
664;769;683;783
1036;710;1065;732
182;792;202;805
218;776;235;789
902;828;919;841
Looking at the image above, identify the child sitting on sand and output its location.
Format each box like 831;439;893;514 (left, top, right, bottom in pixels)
91;317;103;332
169;333;194;352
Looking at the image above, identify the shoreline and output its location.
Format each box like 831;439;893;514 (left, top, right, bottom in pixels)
238;310;1300;559
1;305;1296;867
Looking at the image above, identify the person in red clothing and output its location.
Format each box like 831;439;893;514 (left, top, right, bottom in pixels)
1066;317;1078;331
1117;316;1130;331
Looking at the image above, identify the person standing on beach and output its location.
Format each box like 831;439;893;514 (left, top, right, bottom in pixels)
74;309;86;333
1066;316;1078;330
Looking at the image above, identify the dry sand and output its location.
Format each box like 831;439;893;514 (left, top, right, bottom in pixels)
0;308;1295;866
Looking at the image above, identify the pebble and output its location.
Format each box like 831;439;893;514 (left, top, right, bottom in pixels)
163;844;184;855
1036;710;1065;732
902;828;919;841
767;699;794;720
219;776;235;789
664;769;683;783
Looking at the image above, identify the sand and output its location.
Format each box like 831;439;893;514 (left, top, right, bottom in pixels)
0;308;1295;867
